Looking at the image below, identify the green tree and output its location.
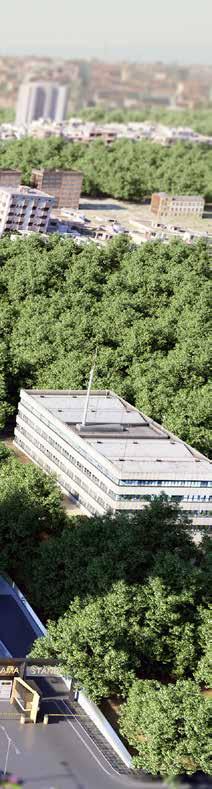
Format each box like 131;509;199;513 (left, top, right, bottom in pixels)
30;569;209;700
0;136;211;199
80;107;212;136
30;499;198;619
0;456;68;585
30;582;137;701
120;679;211;777
0;234;210;454
195;606;212;687
0;443;10;463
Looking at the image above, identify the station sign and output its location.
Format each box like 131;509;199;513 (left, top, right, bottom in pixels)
0;658;61;679
25;665;62;677
0;665;19;676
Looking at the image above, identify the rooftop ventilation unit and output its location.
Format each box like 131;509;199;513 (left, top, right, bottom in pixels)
77;423;127;434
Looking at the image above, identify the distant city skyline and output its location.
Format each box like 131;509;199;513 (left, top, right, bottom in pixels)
1;0;212;64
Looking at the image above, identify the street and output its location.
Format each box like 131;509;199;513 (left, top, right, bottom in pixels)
0;699;162;789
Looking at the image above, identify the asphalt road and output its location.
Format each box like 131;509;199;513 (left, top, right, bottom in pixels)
0;698;161;789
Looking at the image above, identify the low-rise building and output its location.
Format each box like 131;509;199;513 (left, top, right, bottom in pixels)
14;388;212;529
0;169;21;187
151;192;205;217
0;186;55;236
31;169;83;210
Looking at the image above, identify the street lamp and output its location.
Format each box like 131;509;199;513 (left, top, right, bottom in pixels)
0;726;20;776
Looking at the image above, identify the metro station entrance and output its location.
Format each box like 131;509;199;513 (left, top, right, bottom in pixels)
0;658;62;722
10;677;40;722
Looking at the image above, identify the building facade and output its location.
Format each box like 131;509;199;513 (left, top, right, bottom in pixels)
151;192;204;217
0;170;21;187
31;169;83;210
0;187;55;235
14;389;212;529
16;82;69;125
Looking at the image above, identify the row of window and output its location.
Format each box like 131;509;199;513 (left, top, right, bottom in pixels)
16;417;212;515
16;424;107;511
20;400;119;485
19;399;212;491
14;438;212;518
15;434;99;516
18;409;112;496
120;479;212;488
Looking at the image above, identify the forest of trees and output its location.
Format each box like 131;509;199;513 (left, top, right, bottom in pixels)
28;490;211;778
0;135;212;201
80;107;212;136
0;441;210;777
0;108;15;124
0;234;210;455
0;152;211;777
1;105;212;134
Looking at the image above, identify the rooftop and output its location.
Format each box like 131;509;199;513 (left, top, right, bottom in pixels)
0;576;44;658
155;192;204;201
24;389;211;479
31;168;83;177
0;186;55;200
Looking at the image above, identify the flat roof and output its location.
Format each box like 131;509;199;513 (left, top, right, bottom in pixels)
0;168;21;174
0;186;55;199
154;192;204;201
23;389;211;479
0;596;36;657
31;168;83;177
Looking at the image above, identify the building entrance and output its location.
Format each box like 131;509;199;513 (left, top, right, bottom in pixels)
0;658;62;722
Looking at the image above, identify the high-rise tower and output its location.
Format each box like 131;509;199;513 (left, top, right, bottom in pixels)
16;82;69;125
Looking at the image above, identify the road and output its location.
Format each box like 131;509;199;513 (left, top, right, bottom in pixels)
0;697;162;789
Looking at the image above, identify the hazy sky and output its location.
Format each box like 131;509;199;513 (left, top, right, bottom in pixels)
1;0;211;62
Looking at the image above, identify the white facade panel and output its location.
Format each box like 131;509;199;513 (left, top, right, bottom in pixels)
14;389;212;528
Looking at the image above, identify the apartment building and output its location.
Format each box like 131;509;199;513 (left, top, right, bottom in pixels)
31;169;83;210
151;192;205;217
0;187;55;236
14;389;212;529
16;82;69;125
0;170;21;187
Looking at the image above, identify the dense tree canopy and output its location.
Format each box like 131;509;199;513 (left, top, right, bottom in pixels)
29;497;200;619
0;108;15;124
32;548;209;700
0;135;212;200
29;502;210;702
0;446;210;778
30;568;210;702
0;452;67;585
120;679;211;777
80;107;212;137
194;605;212;687
0;115;211;778
0;234;210;455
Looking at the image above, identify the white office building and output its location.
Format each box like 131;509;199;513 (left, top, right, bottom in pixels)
16;82;69;125
0;186;55;236
14;389;212;528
